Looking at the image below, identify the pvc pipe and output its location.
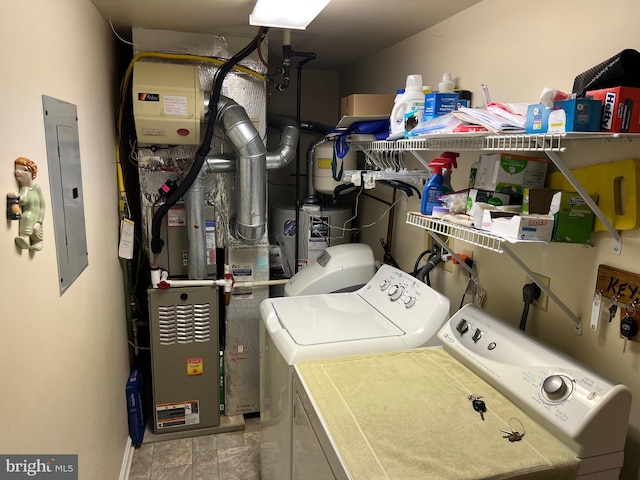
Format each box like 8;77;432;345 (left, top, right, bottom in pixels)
154;278;289;289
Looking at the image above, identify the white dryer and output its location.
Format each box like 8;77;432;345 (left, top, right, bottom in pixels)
259;264;451;480
292;304;633;479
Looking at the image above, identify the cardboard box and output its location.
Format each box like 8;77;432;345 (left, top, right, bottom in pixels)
549;191;596;244
126;365;145;445
423;92;459;121
466;188;522;213
586;86;640;133
522;188;556;214
525;99;602;134
340;94;395;117
481;210;554;241
474;153;549;195
524;188;597;244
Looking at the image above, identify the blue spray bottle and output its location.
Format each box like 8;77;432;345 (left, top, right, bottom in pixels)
421;154;458;215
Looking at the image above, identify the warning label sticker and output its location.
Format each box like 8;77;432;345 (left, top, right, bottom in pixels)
163;95;188;116
156;400;200;429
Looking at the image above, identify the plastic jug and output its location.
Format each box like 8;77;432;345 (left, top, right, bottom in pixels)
390;75;425;136
438;73;456;92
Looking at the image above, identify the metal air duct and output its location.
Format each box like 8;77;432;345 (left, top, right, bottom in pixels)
186;100;299;279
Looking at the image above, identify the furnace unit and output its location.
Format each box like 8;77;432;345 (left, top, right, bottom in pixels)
147;286;220;433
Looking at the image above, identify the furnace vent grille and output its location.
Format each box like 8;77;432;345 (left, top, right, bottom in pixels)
158;303;211;345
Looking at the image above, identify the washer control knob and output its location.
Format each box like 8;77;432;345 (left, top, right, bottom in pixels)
380;280;390;291
542;375;568;400
388;285;404;301
472;328;483;343
404;296;416;308
456;319;469;335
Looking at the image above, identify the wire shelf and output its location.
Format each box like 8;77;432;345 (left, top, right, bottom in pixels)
351;132;639;154
406;212;505;253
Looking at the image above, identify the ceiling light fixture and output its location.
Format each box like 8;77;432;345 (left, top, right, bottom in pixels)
249;0;331;30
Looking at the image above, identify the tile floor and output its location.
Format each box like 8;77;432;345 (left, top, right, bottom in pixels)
128;415;261;480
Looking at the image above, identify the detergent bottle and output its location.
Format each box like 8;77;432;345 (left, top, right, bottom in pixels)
390;74;425;136
440;151;459;193
438;73;456;92
421;154;458;215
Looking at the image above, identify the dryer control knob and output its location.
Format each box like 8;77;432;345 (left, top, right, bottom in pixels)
542;375;568;400
404;296;416;308
388;285;404;301
380;280;390;291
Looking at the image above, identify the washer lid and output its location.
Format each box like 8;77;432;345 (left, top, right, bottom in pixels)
272;294;404;345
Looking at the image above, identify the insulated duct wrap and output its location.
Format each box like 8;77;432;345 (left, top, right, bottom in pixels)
134;31;269;263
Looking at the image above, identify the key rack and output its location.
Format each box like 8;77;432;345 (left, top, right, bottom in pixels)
595;265;640;346
350;132;640;335
595;264;640;306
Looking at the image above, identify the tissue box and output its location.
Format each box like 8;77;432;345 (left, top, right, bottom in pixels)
340;94;395;117
549;191;597;244
423;92;459;121
523;188;596;244
525;99;602;134
474;153;548;195
586;87;640;133
481;210;554;241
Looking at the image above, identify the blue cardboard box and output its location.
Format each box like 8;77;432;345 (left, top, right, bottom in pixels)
423;92;459;121
526;99;601;134
126;365;146;445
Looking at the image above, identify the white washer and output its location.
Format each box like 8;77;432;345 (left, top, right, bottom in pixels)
259;264;451;480
292;304;633;479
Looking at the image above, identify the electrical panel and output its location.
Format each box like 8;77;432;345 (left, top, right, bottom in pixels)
42;95;89;295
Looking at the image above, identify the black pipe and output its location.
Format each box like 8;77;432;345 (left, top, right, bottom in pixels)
291;51;316;273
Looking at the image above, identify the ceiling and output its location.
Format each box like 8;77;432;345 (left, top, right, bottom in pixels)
92;0;482;71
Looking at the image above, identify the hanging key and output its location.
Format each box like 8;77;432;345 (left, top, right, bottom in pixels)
621;312;638;353
609;297;619;323
472;399;486;420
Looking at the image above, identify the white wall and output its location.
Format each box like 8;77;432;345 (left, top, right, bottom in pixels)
340;1;640;478
0;1;130;478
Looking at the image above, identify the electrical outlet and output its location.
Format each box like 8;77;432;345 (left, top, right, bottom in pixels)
524;273;550;311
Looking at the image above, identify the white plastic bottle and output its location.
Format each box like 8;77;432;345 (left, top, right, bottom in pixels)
389;74;425;136
438;73;455;92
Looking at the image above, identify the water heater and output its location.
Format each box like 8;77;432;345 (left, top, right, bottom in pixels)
132;62;206;145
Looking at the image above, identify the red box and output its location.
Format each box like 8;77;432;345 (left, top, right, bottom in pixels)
587;87;640;133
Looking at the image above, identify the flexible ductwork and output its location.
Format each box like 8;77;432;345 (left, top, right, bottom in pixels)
186;98;299;279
